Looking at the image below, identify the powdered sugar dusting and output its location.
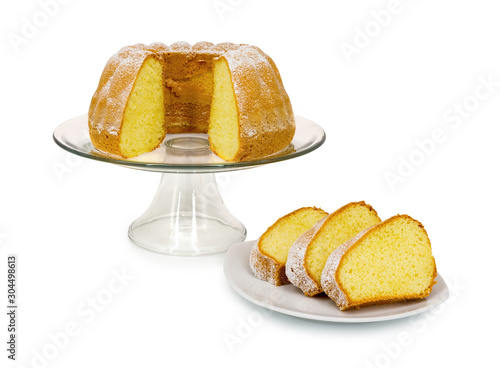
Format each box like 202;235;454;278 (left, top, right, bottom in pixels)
89;44;155;141
220;45;295;149
249;240;287;286
285;217;328;296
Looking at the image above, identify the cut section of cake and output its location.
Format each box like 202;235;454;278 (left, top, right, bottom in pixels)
321;215;437;311
208;56;241;161
250;207;328;286
119;56;166;158
159;41;218;133
286;201;381;296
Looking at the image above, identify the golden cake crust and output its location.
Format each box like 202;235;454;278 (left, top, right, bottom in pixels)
88;42;295;161
285;201;380;297
249;207;327;286
321;215;438;311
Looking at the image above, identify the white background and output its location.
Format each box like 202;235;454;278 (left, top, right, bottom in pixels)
1;0;499;367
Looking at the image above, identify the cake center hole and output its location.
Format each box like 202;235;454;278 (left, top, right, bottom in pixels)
165;137;210;152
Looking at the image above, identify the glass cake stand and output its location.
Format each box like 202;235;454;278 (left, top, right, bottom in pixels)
53;115;326;256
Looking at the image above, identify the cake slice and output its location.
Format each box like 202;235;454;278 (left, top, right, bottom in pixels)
250;207;328;286
286;201;381;296
321;215;437;311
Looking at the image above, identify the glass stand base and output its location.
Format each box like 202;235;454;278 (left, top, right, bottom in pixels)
128;171;247;256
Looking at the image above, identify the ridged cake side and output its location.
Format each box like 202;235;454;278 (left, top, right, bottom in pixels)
211;46;295;161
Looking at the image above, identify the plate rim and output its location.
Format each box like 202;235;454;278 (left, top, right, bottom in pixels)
224;240;449;323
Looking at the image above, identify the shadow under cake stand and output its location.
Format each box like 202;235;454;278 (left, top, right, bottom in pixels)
53;115;326;256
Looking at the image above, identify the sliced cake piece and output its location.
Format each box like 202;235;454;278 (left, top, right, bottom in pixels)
286;201;381;296
250;207;328;286
321;215;437;311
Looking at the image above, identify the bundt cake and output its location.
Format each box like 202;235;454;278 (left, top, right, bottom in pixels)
286;201;381;296
88;42;295;161
321;215;437;310
249;207;328;286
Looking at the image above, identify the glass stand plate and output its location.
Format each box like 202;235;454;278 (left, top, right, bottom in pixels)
224;241;449;322
53;114;326;173
53;115;325;256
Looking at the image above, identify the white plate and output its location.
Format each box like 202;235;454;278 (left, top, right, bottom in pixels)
224;241;449;323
